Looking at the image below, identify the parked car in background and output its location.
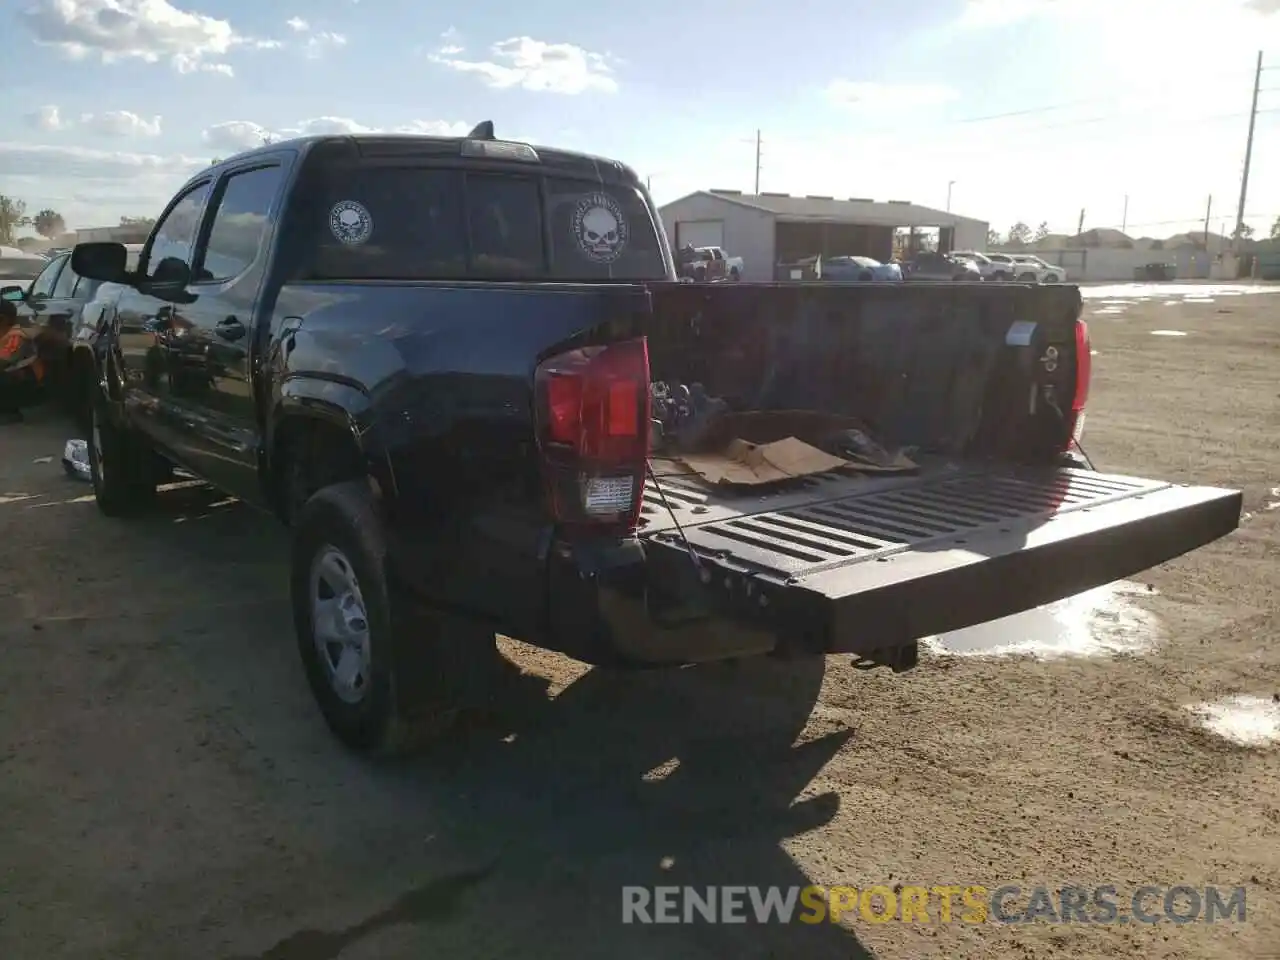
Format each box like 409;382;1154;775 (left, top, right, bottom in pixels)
1011;254;1067;283
952;250;1013;281
1;244;143;425
680;246;744;281
0;246;49;283
902;250;983;282
818;255;902;281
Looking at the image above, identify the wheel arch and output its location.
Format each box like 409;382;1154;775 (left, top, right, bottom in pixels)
268;381;393;523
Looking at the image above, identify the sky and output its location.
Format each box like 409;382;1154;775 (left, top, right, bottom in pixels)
2;0;1280;241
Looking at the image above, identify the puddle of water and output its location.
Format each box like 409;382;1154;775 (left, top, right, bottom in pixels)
1264;487;1280;511
1098;299;1136;306
1150;330;1188;336
1186;695;1280;747
1092;307;1126;316
925;580;1159;659
1083;283;1280;300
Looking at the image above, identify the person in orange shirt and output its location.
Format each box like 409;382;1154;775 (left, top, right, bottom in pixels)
0;297;44;423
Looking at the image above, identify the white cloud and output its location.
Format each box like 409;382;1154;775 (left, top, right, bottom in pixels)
80;110;163;137
956;0;1049;27
826;80;959;110
304;31;347;58
279;16;346;58
437;26;464;55
202;117;473;152
957;0;1280;29
21;105;161;137
18;0;280;76
26;105;65;131
431;36;618;94
0;142;201;181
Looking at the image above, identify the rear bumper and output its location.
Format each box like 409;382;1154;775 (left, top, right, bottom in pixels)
544;537;782;667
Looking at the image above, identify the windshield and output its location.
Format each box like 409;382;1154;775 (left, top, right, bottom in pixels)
298;165;668;282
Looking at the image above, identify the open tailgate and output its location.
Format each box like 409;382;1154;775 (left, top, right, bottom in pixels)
639;466;1241;658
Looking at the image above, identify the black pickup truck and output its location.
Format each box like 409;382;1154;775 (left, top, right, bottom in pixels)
69;123;1242;755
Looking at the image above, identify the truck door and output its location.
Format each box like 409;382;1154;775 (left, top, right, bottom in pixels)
114;179;212;460
176;159;289;501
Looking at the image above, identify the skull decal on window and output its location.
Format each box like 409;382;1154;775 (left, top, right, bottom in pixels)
572;193;629;263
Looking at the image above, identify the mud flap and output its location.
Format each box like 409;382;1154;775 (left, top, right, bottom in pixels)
641;468;1242;657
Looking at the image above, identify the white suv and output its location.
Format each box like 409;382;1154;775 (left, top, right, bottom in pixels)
952;251;1010;281
1010;254;1068;283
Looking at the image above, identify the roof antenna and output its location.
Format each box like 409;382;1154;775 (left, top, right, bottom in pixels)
467;120;495;140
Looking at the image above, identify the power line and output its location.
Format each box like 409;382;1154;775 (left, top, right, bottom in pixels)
750;100;1280;160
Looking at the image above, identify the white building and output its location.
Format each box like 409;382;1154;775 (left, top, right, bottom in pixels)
659;190;989;281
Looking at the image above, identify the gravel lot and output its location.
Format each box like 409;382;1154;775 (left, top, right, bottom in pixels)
2;284;1278;960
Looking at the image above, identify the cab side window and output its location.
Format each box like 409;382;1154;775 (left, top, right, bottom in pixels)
198;165;283;282
29;256;66;298
51;257;79;298
144;182;212;279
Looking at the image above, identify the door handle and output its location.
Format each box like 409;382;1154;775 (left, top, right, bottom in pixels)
216;316;246;341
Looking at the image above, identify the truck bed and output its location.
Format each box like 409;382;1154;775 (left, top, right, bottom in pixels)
638;463;1242;661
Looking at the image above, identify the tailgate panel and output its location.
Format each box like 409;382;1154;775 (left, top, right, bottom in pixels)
641;468;1241;655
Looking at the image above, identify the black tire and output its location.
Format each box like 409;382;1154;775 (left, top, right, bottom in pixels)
291;480;500;756
1018;272;1039;283
729;267;740;280
88;394;158;517
858;270;873;281
992;271;1008;282
1045;273;1059;283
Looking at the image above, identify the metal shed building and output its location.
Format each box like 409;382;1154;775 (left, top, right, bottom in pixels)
658;190;990;281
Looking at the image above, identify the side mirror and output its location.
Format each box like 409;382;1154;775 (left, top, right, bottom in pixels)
71;242;131;284
0;285;24;302
137;257;193;301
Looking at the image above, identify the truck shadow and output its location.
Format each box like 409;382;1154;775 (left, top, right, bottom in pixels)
125;491;875;959
249;657;872;960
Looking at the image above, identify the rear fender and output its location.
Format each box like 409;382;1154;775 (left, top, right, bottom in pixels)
268;377;396;499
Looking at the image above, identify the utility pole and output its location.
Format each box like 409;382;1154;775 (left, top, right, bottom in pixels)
1234;50;1263;250
1203;195;1212;249
753;129;761;194
1121;195;1129;235
1077;208;1085;236
947;180;956;212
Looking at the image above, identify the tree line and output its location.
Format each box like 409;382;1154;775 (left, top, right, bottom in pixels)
988;218;1280;248
986;221;1052;248
0;194;156;246
0;195;67;246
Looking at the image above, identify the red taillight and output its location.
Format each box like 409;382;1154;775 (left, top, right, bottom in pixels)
1067;319;1091;447
535;337;651;531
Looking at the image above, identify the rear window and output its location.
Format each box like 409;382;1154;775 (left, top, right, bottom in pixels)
297;166;667;282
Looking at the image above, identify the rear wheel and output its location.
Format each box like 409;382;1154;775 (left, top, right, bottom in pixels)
291;480;501;755
729;267;741;280
88;395;158;517
992;270;1008;282
858;270;873;281
1018;271;1039;282
1045;273;1060;283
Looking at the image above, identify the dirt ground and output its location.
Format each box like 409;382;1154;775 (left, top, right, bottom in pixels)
1;285;1278;960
